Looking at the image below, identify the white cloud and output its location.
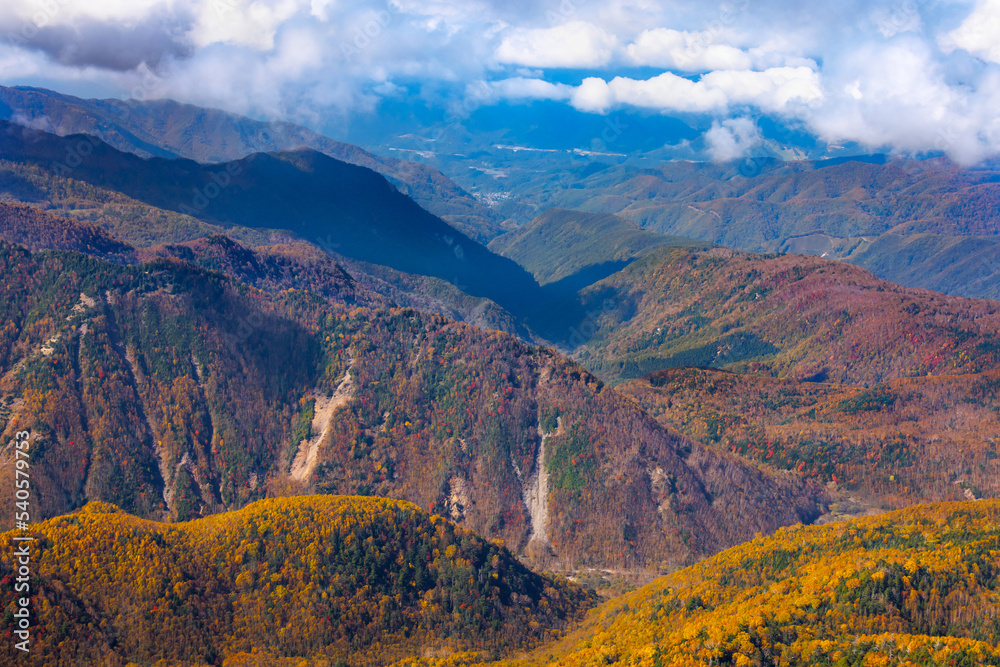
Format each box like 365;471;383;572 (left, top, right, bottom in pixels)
703;67;824;110
310;0;336;21
569;77;617;114
806;40;1000;165
3;0;1000;165
626;28;752;71
189;0;307;50
704;117;762;161
1;0;169;25
486;77;573;101
870;4;922;39
495;20;617;68
560;67;822;115
941;0;1000;64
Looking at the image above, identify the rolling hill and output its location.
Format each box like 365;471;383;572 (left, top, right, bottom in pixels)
0;495;593;666
143;234;528;337
0;180;527;335
0;201;136;262
0;85;506;242
140;235;391;310
529;157;1000;249
479;156;1000;301
846;232;1000;301
435;501;1000;667
575;246;1000;384
0;138;274;248
0;201;395;310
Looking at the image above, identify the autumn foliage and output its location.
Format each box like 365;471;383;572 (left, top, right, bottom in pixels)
0;242;824;572
0;495;593;666
410;501;1000;667
623;366;1000;510
579;247;1000;384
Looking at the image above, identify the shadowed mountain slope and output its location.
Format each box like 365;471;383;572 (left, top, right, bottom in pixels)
489;208;707;291
0;85;506;242
0;120;547;321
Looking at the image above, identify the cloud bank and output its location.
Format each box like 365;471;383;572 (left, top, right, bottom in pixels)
1;0;1000;163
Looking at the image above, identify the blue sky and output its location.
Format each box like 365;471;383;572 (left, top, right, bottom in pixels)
2;0;1000;163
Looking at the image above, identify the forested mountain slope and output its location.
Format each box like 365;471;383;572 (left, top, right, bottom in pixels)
467;501;1000;667
847;232;1000;300
0;201;136;262
0;189;526;336
621;366;1000;510
488;208;706;291
506;157;1000;300
0;243;825;570
540;157;1000;250
577;246;1000;384
0;496;593;666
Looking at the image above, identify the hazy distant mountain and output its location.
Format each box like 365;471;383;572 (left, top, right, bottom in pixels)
523;157;1000;248
0;85;507;242
484;156;1000;300
344;98;703;153
489;208;707;291
0;120;545;320
335;98;835;165
846;232;1000;300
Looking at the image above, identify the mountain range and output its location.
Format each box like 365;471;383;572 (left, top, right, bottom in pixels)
0;119;556;331
0;85;506;243
490;156;1000;301
488;208;708;293
4;84;1000;666
9;85;1000;305
575;245;1000;384
0;236;826;573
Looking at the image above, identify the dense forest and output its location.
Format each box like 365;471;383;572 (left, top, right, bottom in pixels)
402;500;1000;666
621;366;1000;510
140;235;391;309
0;496;593;665
0;202;136;262
579;246;1000;384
